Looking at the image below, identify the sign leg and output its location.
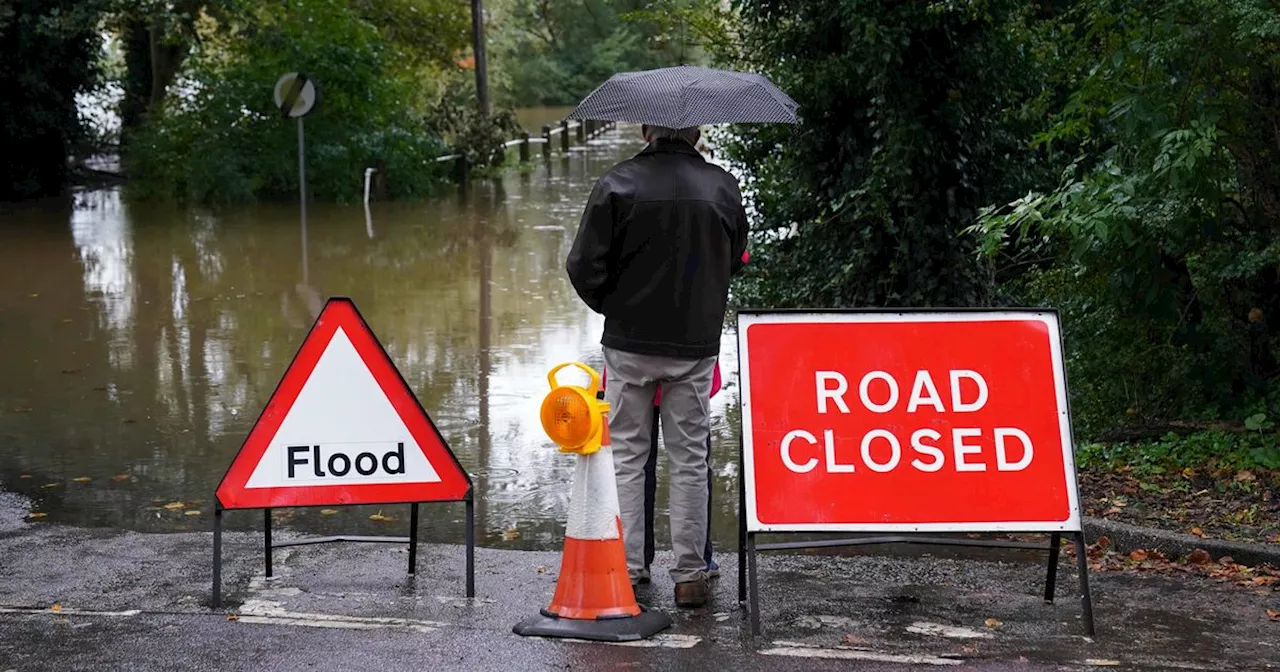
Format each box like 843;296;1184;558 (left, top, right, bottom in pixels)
409;503;420;576
738;453;747;605
212;505;223;609
747;532;761;636
264;508;273;578
1073;532;1096;636
1044;532;1061;603
465;497;476;598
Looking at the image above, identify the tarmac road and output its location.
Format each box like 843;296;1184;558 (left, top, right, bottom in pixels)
1;493;1277;671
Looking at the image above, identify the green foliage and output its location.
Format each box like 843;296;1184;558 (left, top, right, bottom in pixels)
724;0;1044;309
124;0;464;205
1077;431;1280;474
433;74;523;169
0;0;110;199
970;0;1280;435
492;0;720;107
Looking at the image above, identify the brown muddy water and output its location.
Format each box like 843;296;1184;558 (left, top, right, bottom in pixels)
0;122;744;552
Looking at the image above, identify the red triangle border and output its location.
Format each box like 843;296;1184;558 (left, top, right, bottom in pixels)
215;297;472;510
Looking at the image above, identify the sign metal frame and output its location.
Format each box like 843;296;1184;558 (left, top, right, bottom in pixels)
733;308;1095;638
211;297;475;608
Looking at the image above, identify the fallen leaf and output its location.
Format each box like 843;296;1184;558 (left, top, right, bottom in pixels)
26;512;47;520
369;511;392;522
1104;507;1123;516
1219;556;1235;566
50;603;61;613
72;477;91;483
1188;549;1212;565
226;613;240;622
1252;577;1277;586
841;633;868;645
41;483;60;489
111;474;131;482
1236;470;1257;483
1128;549;1148;562
163;502;186;510
984;618;1002;628
184;510;201;517
19;474;32;479
1268;609;1280;622
501;527;521;541
535;566;549;574
320;509;339;516
1190;527;1206;537
1182;467;1196;478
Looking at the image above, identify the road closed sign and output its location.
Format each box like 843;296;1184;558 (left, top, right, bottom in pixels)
737;310;1082;533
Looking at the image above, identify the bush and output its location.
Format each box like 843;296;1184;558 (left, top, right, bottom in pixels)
124;0;454;205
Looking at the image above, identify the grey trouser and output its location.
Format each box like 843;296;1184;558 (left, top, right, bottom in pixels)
603;346;715;584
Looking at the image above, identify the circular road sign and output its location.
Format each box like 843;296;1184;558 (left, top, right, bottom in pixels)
273;72;319;119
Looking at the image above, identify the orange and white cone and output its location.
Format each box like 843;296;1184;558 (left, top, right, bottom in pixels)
513;417;672;641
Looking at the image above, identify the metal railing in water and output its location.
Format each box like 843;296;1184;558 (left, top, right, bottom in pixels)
433;120;620;179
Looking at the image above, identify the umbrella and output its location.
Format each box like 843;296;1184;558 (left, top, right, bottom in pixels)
565;65;799;128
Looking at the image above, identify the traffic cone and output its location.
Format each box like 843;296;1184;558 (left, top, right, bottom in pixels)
513;409;672;641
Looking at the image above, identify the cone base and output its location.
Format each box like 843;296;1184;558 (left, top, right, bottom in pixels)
512;605;672;642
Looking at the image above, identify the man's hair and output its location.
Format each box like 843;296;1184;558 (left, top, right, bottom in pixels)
643;125;701;145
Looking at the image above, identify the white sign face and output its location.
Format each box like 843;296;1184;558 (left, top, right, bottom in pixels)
244;327;442;489
273;72;318;118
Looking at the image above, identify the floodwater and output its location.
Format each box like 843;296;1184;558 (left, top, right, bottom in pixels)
0;122;745;553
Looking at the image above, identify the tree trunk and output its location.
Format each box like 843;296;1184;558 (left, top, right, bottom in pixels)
119;14;194;147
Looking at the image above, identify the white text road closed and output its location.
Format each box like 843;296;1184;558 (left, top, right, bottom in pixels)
737;311;1081;532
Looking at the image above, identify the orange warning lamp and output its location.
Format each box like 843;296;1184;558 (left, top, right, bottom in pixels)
540;362;609;455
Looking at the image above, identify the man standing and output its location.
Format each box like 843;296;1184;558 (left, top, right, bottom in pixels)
565;125;749;608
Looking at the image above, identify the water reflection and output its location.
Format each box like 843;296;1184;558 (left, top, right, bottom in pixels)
0;125;743;552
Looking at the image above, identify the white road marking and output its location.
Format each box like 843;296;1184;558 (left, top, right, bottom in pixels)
235;612;441;634
906;621;994;639
760;641;964;666
0;606;141;618
554;633;703;649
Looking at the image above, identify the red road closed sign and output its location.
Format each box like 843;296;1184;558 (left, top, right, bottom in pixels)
737;310;1082;533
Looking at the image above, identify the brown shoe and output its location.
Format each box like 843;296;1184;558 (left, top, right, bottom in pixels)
674;577;709;608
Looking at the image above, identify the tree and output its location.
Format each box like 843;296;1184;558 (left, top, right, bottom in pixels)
0;0;109;200
969;0;1280;433
123;0;469;205
724;0;1041;309
490;0;719;107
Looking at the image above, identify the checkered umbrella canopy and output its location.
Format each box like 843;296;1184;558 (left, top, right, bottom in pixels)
565;65;799;128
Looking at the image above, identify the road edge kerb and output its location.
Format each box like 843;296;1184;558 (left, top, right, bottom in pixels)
1083;516;1280;567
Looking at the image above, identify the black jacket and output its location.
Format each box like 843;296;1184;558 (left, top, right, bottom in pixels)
566;139;749;359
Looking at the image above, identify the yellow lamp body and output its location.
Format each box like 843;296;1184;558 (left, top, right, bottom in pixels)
540;362;609;455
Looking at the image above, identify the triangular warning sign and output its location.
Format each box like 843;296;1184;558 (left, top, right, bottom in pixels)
216;297;471;510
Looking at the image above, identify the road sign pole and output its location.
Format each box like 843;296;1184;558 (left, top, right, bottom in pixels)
1045;532;1062;602
408;503;420;575
297;117;308;285
212;504;223;608
465;496;476;598
264;508;274;578
1073;531;1096;636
